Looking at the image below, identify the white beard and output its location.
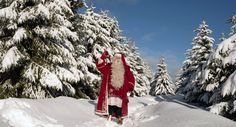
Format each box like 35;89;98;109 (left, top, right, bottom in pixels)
111;58;125;90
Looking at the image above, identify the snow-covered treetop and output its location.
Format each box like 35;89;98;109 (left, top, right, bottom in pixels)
156;57;167;73
76;7;122;58
195;20;212;34
227;15;236;35
219;33;226;42
181;20;214;73
152;57;172;83
193;20;214;47
189;20;214;68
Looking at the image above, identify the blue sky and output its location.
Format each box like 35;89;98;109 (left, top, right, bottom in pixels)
86;0;236;78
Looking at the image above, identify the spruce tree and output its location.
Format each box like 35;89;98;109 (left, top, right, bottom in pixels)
123;39;152;96
201;33;236;120
0;2;152;99
176;49;192;94
176;16;236;121
71;7;123;99
174;68;183;93
177;20;214;101
0;0;83;98
150;57;174;95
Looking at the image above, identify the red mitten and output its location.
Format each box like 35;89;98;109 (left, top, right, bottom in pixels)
101;50;109;60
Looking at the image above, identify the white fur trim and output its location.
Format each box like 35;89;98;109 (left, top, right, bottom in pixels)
108;97;122;107
97;63;106;69
95;111;108;116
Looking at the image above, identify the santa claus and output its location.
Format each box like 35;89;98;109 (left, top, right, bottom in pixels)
95;50;135;124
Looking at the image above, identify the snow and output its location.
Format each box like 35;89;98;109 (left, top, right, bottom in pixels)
53;14;72;27
0;95;236;127
13;28;27;43
1;99;63;127
206;83;219;92
18;3;50;24
39;71;63;90
222;70;236;96
85;72;100;84
23;63;63;90
1;46;24;71
210;102;229;115
55;66;79;83
33;25;78;44
51;0;73;15
214;34;236;66
7;22;17;30
0;1;17;20
201;33;236;97
37;4;50;19
234;100;236;112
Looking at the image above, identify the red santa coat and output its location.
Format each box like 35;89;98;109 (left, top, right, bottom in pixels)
95;54;135;118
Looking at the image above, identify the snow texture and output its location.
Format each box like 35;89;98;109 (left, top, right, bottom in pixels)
222;70;236;96
213;34;236;66
13;28;27;43
23;63;63;90
210;102;229;115
1;46;24;71
0;1;17;20
0;95;236;127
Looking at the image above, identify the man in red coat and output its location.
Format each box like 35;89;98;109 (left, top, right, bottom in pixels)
95;50;135;124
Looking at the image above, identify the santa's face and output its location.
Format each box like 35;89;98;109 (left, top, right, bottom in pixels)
113;53;122;64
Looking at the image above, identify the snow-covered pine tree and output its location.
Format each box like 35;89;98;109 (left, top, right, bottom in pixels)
0;2;151;99
72;7;152;98
0;0;83;98
198;33;228;104
122;39;152;96
70;7;123;99
176;20;214;101
198;33;225;103
150;57;174;95
176;49;192;94
201;33;236;120
227;14;236;35
174;68;183;93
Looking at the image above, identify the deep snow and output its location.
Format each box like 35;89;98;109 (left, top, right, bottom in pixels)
0;95;236;127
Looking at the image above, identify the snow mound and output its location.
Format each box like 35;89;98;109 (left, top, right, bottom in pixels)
0;95;235;127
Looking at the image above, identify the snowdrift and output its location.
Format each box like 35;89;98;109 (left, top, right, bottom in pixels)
0;95;235;127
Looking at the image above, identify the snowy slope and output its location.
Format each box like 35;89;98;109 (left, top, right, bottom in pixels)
0;96;236;127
